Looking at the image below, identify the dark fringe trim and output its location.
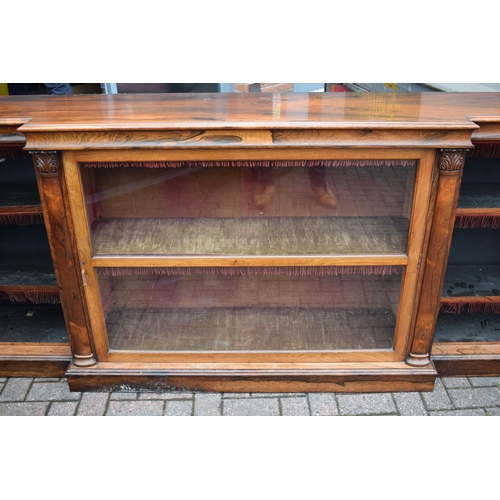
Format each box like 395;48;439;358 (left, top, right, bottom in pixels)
0;212;44;225
83;159;417;169
455;215;500;229
0;290;60;304
468;143;500;159
97;266;404;277
440;301;500;314
0;146;26;161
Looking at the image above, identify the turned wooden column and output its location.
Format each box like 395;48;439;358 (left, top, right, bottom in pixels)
406;149;467;367
32;151;97;367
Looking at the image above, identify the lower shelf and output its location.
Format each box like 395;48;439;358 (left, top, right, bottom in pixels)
107;306;396;352
431;312;500;376
434;312;500;343
0;304;68;343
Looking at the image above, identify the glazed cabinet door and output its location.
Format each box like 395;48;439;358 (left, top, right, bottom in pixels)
62;149;435;364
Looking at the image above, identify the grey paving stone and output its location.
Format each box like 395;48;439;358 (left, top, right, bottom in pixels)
106;401;164;416
420;378;453;410
34;378;61;382
110;392;138;400
392;392;428;416
468;377;500;387
448;387;500;409
223;393;251;398
280;397;310;416
223;397;280;416
26;381;80;402
194;393;222;416
77;392;110;416
0;378;33;402
164;400;193;416
48;402;79;416
337;393;397;415
0;377;7;383
485;408;500;416
139;391;193;400
429;409;487;416
308;393;339;416
441;377;471;389
0;402;49;416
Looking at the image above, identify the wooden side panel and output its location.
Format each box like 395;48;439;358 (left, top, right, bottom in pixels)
407;149;467;366
32;151;96;366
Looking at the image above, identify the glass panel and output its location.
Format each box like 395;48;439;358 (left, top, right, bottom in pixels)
81;161;416;257
97;268;402;352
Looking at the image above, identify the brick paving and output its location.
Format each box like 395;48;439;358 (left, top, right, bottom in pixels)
0;376;498;416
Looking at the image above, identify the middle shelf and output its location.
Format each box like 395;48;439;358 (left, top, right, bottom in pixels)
90;216;409;259
81;161;415;262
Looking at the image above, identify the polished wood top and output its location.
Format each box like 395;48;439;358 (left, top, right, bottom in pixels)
0;92;499;133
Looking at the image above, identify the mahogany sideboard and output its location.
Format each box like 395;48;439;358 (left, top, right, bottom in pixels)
0;92;499;392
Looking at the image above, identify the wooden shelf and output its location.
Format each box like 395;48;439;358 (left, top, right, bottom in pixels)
0;185;43;224
0;304;68;343
106;306;396;352
456;184;500;210
434;312;500;343
440;265;500;313
442;265;500;298
0;185;40;208
90;216;410;260
455;183;500;228
0;263;57;288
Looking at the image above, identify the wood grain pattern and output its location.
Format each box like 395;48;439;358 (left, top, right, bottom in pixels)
431;340;500;377
61;151;110;360
432;342;500;356
432;358;500;377
103;350;397;364
73;147;425;163
440;296;500;304
91;256;409;268
470;123;500;141
0;125;25;144
0;343;71;377
407;149;467;366
66;360;437;393
392;149;436;358
23;129;475;150
1;92;496;131
34;151;97;367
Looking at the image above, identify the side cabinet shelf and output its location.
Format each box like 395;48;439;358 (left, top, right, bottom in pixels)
0;147;71;377
431;144;500;375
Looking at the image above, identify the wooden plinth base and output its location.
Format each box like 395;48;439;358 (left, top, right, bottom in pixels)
432;343;500;376
432;356;500;377
0;344;72;377
66;361;438;393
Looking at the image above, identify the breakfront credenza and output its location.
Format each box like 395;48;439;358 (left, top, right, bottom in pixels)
1;92;499;392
